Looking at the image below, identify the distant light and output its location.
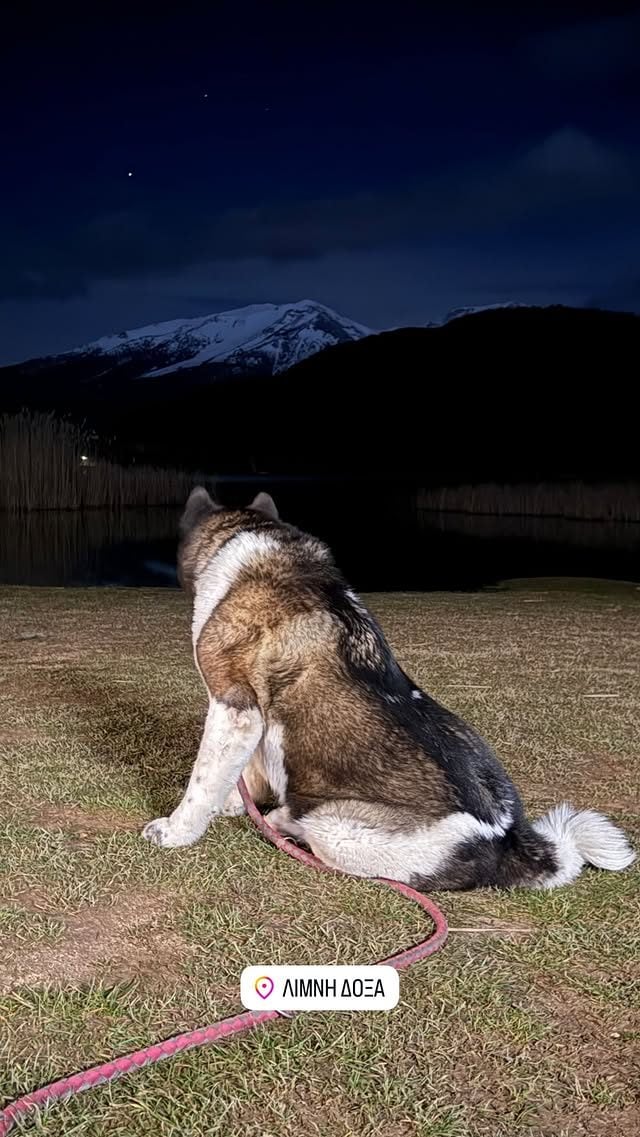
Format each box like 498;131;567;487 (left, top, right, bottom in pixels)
128;171;133;177
203;92;208;99
80;454;89;461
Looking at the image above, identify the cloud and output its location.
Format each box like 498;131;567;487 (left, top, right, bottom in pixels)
0;129;637;304
529;12;640;80
520;127;630;182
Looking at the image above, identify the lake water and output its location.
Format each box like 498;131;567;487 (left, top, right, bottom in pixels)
2;485;639;590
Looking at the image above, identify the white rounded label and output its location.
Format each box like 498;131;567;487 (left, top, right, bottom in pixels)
241;965;399;1011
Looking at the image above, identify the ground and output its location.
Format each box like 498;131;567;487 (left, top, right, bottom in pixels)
0;581;638;1137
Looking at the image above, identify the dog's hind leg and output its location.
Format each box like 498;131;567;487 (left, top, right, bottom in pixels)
142;697;263;848
293;800;512;886
264;805;306;840
286;800;420;880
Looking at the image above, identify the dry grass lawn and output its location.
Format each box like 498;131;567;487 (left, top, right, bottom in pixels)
0;581;638;1136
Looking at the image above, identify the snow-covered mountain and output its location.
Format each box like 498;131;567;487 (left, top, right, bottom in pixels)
443;301;526;323
7;298;533;392
421;301;526;328
67;299;373;377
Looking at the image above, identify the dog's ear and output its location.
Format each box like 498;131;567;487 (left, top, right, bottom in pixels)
248;491;279;521
180;486;222;536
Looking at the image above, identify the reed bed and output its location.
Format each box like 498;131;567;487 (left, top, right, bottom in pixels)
0;412;194;510
417;482;640;522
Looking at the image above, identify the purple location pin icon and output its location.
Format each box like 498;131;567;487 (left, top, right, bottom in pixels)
254;975;274;999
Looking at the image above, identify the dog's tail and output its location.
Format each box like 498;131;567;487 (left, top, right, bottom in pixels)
528;803;635;889
412;804;634;893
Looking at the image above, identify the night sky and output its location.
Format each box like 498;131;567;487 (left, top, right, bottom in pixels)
1;1;639;363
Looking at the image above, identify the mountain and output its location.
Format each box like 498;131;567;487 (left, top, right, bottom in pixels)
5;298;529;377
244;304;640;482
3;296;527;380
2;303;638;483
420;301;526;328
441;301;526;323
22;300;373;380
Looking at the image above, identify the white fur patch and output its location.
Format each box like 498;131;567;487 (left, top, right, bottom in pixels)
261;721;287;804
221;785;247;816
345;588;368;613
299;806;512;882
192;531;281;644
533;802;635;889
265;804;304;839
304;537;329;559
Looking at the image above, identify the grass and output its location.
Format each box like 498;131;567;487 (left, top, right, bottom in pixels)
0;580;638;1136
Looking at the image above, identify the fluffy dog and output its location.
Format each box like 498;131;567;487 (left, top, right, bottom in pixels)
142;488;634;891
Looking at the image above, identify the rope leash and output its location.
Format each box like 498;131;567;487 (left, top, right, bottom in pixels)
0;780;448;1135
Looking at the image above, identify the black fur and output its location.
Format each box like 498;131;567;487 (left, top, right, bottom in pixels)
326;577;519;824
410;821;558;891
299;532;560;888
325;589;561;888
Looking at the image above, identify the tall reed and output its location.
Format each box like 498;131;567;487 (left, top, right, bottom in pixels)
417;482;640;522
0;412;194;509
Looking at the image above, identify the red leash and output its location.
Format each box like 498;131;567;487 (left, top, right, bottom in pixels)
0;780;448;1135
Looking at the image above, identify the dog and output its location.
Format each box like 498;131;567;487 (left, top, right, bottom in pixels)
142;487;635;891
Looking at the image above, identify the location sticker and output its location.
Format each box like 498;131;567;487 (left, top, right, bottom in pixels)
254;975;274;1000
242;966;399;1011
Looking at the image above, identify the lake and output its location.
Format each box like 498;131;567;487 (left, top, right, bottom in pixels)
2;483;639;590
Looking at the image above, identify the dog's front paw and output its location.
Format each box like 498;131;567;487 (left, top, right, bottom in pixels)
141;816;201;848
